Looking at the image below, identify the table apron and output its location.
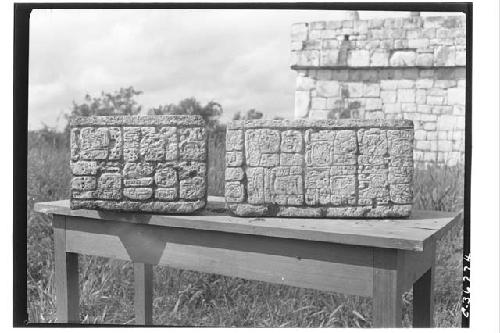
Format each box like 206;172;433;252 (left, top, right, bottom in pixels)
60;216;436;298
63;216;380;297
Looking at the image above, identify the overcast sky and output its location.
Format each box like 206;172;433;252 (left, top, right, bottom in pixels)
28;9;462;130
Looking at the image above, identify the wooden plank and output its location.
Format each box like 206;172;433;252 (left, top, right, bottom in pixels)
53;215;80;323
412;242;436;327
65;216;375;297
372;248;403;328
398;239;436;292
134;263;153;325
35;199;463;251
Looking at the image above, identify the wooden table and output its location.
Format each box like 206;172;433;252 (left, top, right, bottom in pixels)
34;197;462;327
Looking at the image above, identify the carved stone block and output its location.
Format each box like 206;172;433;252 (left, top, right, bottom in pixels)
225;119;414;217
70;115;207;213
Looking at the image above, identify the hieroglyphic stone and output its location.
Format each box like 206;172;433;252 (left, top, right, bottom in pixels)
226;130;244;151
70;115;207;213
179;127;206;161
245;129;280;166
140;127;167;161
97;173;121;200
79;127;109;160
226;151;244;167
279;153;302;166
123;127;141;162
179;177;205;200
281;130;303;152
177;161;205;180
155;188;177;201
71;161;99;176
247;167;264;204
108;127;122;160
123;187;153;200
225;119;414;217
71;176;96;191
225;181;245;203
305;137;334;167
154;163;177;187
225;167;245;181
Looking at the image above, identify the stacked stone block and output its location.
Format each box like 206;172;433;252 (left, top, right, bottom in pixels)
225;119;414;218
291;16;466;68
291;15;466;166
70;116;207;213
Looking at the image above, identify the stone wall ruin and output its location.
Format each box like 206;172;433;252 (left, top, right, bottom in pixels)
291;14;466;166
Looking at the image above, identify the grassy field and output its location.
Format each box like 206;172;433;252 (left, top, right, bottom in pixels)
27;129;464;327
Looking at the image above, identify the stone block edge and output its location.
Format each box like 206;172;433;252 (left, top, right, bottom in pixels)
70;199;208;214
226;203;412;218
228;119;414;130
70;115;206;127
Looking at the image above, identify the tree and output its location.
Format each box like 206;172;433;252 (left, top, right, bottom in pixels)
64;86;143;132
232;108;263;120
149;97;223;131
68;86;143;117
64;89;224;132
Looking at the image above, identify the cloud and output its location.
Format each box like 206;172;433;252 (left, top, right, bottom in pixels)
28;9;463;129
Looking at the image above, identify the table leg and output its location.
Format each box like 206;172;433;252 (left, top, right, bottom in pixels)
53;215;80;323
134;263;153;325
372;248;403;328
412;265;435;327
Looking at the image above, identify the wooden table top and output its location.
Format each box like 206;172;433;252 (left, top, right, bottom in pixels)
34;196;463;252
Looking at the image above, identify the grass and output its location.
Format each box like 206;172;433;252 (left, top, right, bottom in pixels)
26;129;464;327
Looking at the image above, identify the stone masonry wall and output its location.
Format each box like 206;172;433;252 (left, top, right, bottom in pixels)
225;119;414;218
70;115;207;213
291;15;466;166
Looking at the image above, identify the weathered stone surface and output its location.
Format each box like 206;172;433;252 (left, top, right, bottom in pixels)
179;177;205;200
295;91;310;118
225;181;245;203
123;187;153;200
277;207;322;217
290;15;465;70
226;120;414;217
70;115;207;213
225;167;245;181
155;188;177;201
71;176;96;191
71;199;207;214
292;50;320;66
416;53;434;66
289;15;466;168
226;151;244;167
154;163;177;187
79;127;110;160
179;128;206;161
70;115;205;127
71;161;99;175
320;49;340;66
123;127;141;161
123;177;153;187
97;173;121;200
316;80;340;97
177;161;206;179
348;50;370;67
227;204;269;217
390;51;416;66
226;130;244;151
371;50;389;66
